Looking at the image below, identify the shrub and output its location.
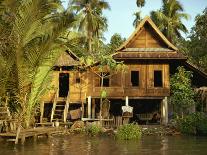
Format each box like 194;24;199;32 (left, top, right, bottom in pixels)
176;112;207;135
176;115;196;135
85;124;102;136
116;123;142;140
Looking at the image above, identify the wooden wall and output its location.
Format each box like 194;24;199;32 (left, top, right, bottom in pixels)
41;63;170;104
127;24;167;48
88;63;170;98
40;70;88;103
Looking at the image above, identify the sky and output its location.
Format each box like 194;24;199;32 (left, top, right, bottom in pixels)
62;0;207;43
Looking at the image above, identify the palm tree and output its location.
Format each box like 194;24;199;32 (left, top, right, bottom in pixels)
70;0;110;53
0;0;78;127
133;0;145;27
136;0;145;8
150;0;189;42
133;11;142;28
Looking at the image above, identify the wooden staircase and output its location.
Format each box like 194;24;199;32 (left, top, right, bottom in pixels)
50;90;70;123
0;98;12;132
0;106;10;121
0;97;11;121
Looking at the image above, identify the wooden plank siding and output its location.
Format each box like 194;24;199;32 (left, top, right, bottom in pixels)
126;25;167;49
40;70;88;104
87;63;170;98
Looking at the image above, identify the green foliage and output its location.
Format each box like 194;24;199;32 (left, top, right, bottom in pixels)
133;11;142;28
116;123;142;140
133;0;146;27
86;124;102;136
70;0;110;53
107;33;125;54
136;0;145;7
150;0;189;42
176;112;207;135
170;66;195;115
0;0;78;127
100;89;107;98
186;8;207;71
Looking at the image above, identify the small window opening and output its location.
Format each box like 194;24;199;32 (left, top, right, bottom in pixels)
154;71;163;87
131;71;139;86
76;78;81;83
100;72;110;87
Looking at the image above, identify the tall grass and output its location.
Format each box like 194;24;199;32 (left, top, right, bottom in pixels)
116;123;142;140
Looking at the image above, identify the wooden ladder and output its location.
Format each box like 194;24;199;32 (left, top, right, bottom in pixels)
50;89;58;122
0;96;12;132
50;90;70;123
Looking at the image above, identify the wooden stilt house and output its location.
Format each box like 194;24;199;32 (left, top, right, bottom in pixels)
39;16;207;126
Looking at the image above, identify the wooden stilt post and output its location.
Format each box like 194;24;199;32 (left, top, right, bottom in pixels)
161;97;168;125
92;98;96;118
125;96;129;106
88;96;91;118
40;101;44;123
21;135;25;144
15;125;21;144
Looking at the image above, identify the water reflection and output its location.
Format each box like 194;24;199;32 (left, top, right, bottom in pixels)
0;135;207;155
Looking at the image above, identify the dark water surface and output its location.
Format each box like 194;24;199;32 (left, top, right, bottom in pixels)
0;135;207;155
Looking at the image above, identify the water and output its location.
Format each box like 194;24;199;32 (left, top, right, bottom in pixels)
0;135;207;155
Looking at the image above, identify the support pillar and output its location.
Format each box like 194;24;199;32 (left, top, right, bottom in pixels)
161;97;168;125
125;96;129;106
40;101;44;123
88;96;91;118
92;98;96;118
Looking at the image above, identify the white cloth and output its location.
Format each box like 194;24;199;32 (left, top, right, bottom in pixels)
122;106;133;113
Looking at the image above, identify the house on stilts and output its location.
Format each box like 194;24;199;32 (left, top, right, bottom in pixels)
39;16;207;127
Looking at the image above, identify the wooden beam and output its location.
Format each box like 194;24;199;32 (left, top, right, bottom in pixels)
161;97;168;125
88;96;92;118
92;98;96;118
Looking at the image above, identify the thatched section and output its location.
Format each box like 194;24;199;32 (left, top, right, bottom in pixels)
195;87;207;104
195;87;207;112
55;51;79;66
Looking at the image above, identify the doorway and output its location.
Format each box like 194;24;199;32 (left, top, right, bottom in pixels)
59;73;69;97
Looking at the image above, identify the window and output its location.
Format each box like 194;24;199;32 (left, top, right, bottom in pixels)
100;72;110;87
76;77;81;83
131;71;139;86
154;70;163;87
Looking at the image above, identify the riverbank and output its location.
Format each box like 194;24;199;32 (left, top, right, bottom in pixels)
64;121;181;137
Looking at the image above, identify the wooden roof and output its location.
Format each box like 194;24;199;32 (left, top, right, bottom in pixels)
55;50;79;66
113;16;186;60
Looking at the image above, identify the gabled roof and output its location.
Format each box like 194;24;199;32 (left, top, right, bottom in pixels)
113;16;186;60
55;50;80;66
117;16;178;51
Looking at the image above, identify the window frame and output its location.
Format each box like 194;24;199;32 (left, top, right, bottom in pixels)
153;70;163;87
130;70;140;87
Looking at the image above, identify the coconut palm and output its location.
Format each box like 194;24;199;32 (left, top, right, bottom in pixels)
136;0;145;7
70;0;110;53
0;0;79;127
133;0;145;27
133;11;142;28
150;0;189;42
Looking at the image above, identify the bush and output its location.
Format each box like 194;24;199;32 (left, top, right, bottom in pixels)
116;123;142;140
176;112;207;135
85;124;102;136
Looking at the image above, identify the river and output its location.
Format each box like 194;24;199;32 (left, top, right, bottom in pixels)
0;134;207;155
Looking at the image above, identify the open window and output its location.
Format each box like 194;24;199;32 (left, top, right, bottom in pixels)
76;77;81;84
100;72;110;87
131;71;139;87
154;70;163;87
